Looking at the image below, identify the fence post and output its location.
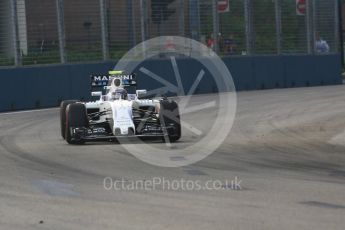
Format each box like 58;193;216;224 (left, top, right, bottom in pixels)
275;0;282;54
311;0;316;54
212;0;219;54
334;0;340;53
127;0;136;48
306;0;316;54
306;0;311;54
140;0;146;56
10;0;21;66
337;0;344;68
56;0;66;63
100;0;109;60
178;0;185;36
189;0;200;41
244;0;252;55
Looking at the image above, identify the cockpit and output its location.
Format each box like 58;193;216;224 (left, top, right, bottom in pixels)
106;77;128;100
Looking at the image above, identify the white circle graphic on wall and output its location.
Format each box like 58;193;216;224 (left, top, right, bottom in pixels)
114;36;237;167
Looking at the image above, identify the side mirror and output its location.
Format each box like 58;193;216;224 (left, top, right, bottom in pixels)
91;91;102;97
136;90;147;98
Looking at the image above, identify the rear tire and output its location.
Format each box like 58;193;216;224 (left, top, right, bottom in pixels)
65;103;88;145
160;100;181;142
60;100;78;139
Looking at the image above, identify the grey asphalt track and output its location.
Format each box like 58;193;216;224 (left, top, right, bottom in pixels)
1;86;345;230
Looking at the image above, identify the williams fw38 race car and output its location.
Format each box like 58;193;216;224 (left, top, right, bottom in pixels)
60;71;181;144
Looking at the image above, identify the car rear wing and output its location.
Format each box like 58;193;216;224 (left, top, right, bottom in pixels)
90;71;137;89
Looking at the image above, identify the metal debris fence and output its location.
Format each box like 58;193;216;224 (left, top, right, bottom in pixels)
0;0;340;66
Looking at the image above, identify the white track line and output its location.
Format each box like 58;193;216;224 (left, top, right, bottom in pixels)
329;129;345;147
0;107;58;116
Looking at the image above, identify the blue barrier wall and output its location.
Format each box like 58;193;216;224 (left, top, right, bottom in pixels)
0;54;342;112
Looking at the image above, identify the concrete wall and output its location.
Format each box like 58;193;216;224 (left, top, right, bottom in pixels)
223;55;342;90
0;54;341;112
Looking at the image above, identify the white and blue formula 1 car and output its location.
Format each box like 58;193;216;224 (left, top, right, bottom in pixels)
60;71;181;144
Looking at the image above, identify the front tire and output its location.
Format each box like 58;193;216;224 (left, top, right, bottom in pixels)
65;103;88;144
60;100;78;139
160;100;181;143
